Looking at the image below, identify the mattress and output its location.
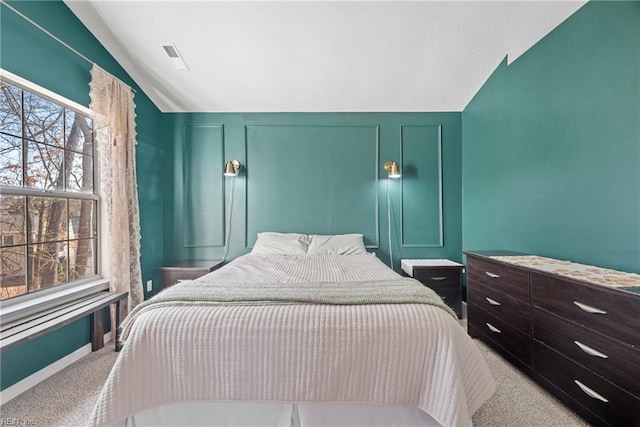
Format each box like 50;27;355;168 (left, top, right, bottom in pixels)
89;254;495;426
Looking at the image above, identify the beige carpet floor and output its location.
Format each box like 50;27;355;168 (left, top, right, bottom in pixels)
1;336;588;426
471;340;587;426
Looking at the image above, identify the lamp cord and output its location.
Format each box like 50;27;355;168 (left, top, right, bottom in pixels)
221;175;236;263
387;178;394;268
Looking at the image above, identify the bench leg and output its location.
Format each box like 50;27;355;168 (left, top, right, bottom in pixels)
115;299;123;352
90;309;105;351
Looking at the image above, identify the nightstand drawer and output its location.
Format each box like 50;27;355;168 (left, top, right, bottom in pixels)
533;308;640;400
534;341;640;427
413;268;460;289
161;269;207;288
532;273;640;348
468;279;530;334
159;260;223;289
435;288;462;318
467;256;530;302
469;303;531;366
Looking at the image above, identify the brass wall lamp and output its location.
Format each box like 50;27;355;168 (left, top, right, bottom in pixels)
224;160;241;177
384;161;401;179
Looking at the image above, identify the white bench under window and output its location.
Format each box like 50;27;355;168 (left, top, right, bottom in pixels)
0;291;128;352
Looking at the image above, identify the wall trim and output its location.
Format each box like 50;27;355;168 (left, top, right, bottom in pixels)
181;124;225;249
399;124;444;248
243;124;380;249
0;332;112;404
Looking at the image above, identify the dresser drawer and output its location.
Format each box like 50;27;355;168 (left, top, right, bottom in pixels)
533;308;640;400
467;256;530;302
468;303;531;366
532;273;640;348
468;280;530;334
413;268;460;290
534;341;640;426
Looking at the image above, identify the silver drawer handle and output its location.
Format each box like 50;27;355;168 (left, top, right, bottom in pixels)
486;323;501;334
485;272;500;278
574;380;609;403
485;297;501;306
431;277;447;281
574;341;608;359
574;301;607;315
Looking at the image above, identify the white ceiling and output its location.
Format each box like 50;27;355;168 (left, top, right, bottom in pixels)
64;1;586;113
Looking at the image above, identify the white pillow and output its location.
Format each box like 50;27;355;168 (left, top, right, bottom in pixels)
307;234;367;255
251;232;309;255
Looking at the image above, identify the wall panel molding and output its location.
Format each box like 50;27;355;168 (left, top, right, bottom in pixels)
243;125;380;249
181;125;225;248
400;125;444;247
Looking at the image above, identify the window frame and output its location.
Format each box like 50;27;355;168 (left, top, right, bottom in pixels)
0;69;108;325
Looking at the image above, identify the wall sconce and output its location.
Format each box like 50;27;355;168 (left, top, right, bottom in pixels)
224;160;241;177
384;161;401;179
222;160;241;262
383;160;401;270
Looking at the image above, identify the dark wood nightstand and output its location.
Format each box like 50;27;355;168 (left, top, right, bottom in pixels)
401;259;463;318
159;260;223;290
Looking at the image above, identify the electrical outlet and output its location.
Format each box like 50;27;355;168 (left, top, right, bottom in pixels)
146;280;153;292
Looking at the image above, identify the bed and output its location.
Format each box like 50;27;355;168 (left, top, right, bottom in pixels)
88;234;495;426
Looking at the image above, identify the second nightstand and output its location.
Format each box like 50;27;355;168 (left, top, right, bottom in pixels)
159;260;223;290
401;259;463;318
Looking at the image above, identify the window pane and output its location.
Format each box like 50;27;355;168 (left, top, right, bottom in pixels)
70;238;95;280
0;134;22;186
65;110;93;155
26;141;63;190
66;152;93;193
1;78;98;298
1;195;25;246
28;242;67;291
68;199;96;240
28;197;67;243
0;82;22;137
1;245;26;300
23;92;63;146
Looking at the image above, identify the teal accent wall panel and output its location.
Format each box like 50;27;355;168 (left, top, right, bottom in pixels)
1;1;163;390
400;125;443;247
183;126;225;248
163;113;462;269
245;125;379;247
462;2;640;277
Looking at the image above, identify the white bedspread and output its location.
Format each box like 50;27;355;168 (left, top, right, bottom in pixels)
88;255;495;426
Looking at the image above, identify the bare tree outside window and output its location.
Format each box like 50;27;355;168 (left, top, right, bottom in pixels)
0;80;97;300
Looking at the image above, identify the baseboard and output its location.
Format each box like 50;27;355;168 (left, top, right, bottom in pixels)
0;331;112;404
462;301;468;319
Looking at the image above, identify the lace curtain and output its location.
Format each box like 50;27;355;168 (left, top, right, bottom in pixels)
89;65;144;326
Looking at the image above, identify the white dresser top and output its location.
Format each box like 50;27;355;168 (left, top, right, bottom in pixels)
401;259;464;277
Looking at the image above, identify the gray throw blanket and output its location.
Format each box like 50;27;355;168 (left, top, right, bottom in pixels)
122;277;457;335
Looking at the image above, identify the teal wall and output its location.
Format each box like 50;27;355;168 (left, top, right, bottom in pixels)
462;2;640;276
162;113;462;270
0;1;163;390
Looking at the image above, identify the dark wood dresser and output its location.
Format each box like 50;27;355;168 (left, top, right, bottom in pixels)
159;260;223;290
465;251;640;427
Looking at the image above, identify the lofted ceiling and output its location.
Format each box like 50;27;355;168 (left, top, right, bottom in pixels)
64;1;586;113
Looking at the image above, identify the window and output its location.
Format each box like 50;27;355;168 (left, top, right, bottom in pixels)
0;77;98;301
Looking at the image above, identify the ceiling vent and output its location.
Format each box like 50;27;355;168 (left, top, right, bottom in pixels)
162;43;189;70
162;45;179;58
